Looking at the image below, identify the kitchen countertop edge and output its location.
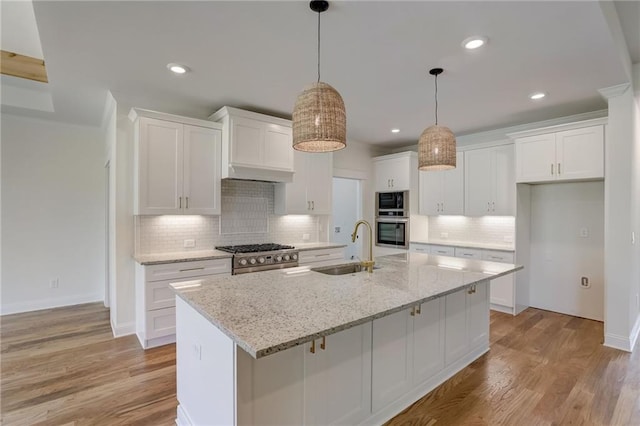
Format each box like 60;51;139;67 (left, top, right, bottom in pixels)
134;250;233;265
411;240;515;251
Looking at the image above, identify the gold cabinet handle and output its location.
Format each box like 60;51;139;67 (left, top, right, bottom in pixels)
179;196;182;208
410;306;415;316
492;201;495;211
551;163;554;175
320;336;326;350
310;339;316;354
487;202;491;212
312;200;315;210
416;304;421;315
558;163;561;175
186;196;189;209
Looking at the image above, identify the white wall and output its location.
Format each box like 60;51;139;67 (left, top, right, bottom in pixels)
529;182;604;321
1;114;105;314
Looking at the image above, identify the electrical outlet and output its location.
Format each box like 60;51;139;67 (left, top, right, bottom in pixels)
579;228;589;238
303;233;310;241
580;276;590;289
440;232;449;239
183;239;195;248
50;278;59;289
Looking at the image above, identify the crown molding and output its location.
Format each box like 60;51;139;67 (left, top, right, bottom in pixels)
506;117;608;139
598;83;631;99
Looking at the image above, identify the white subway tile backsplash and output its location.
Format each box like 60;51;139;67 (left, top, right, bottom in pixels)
428;216;515;248
136;180;322;254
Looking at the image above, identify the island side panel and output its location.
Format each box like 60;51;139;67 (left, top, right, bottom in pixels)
176;297;235;426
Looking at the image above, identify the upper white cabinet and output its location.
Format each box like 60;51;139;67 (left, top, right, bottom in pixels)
130;109;222;215
374;152;417;192
274;150;333;215
210;106;294;182
513;123;604;183
419;151;464;215
465;144;515;216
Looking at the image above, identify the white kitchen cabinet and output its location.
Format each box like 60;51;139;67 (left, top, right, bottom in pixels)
419;151;464;215
374;152;417;192
274;150;333;215
298;247;346;267
514;124;604;183
430;245;455;257
210;106;295;182
412;298;446;386
465;144;515;216
482;250;516;314
130;110;222;215
454;247;483;260
445;282;489;365
409;242;431;254
304;323;372;425
135;258;231;349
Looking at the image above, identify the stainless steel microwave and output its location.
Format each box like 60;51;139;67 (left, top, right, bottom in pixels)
375;217;409;249
376;191;409;217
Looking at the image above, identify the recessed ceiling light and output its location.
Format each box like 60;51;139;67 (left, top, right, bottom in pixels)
391;128;400;133
530;92;546;100
167;63;189;74
462;36;488;50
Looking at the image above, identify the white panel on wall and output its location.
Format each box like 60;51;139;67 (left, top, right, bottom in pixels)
529;181;604;321
1;114;105;314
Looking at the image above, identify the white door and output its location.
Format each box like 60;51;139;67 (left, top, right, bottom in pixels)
331;177;361;260
441;151;465;215
183;125;221;215
515;133;556;183
371;308;414;412
419;169;442;215
138;117;183;214
264;124;294;171
413;299;445;385
306;152;333;214
464;148;493;216
444;289;468;366
556;125;604;180
467;282;489;350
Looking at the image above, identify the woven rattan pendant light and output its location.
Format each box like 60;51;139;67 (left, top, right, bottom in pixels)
292;0;346;152
418;68;456;171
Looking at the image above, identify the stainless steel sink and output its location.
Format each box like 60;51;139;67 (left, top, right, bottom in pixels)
312;263;364;275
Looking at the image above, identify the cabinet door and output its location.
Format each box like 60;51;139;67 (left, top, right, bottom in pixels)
375;157;410;191
410;243;431;254
515;133;556;183
413;299;445;385
555;125;604;180
492;144;515;215
183;125;222;215
305;323;372;426
464;148;493;216
264;124;294;171
442;151;465;215
371;308;414;412
305;152;333;214
274;150;308;214
137;117;183;214
468;282;489;350
444;289;468;366
419;169;442;215
230;116;264;167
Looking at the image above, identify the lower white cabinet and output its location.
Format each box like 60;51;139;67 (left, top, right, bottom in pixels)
482;250;516;314
445;282;489;365
409;242;430;254
136;258;231;349
298;247;346;267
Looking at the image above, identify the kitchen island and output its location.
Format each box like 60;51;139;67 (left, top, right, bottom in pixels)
172;252;522;426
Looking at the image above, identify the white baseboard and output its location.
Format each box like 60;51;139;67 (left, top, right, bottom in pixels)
0;293;103;316
490;303;515;315
176;404;193;426
111;319;135;338
604;314;640;352
630;314;640;352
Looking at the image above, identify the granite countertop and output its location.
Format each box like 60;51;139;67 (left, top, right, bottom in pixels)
134;250;233;265
292;242;347;251
171;252;522;359
411;240;515;251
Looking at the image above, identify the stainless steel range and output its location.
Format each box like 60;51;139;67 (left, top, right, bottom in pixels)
215;243;299;275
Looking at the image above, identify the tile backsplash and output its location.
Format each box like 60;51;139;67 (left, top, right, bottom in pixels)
427;216;515;248
135;180;324;254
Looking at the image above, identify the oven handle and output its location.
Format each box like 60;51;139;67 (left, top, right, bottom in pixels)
375;218;409;224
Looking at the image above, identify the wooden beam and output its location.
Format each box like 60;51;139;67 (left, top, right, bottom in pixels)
1;50;48;83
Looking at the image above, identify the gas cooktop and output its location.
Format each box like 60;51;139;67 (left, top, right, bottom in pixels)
215;243;296;254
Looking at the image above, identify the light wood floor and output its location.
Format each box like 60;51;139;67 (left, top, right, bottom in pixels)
1;304;638;425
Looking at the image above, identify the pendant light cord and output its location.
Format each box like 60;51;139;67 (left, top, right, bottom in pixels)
317;9;321;83
434;74;438;125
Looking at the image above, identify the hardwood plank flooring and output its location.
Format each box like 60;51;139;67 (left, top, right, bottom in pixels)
2;304;638;425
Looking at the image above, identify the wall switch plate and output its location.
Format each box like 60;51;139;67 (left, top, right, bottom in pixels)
50;278;59;289
579;228;589;238
303;233;310;241
183;239;196;248
440;232;449;239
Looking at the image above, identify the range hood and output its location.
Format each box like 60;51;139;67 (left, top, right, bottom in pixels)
210;106;295;183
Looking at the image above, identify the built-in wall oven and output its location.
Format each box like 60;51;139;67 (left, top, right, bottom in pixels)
375;217;409;249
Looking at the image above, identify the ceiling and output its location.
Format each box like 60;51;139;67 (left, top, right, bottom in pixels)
1;1;636;148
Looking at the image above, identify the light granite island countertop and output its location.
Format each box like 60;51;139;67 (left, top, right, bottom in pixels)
172;252;522;359
171;252;522;426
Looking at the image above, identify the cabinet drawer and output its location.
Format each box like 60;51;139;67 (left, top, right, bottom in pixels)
454;247;482;259
145;258;231;282
146;307;176;339
430;245;455;257
482;251;514;263
298;248;345;265
410;243;430;254
145;276;205;311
